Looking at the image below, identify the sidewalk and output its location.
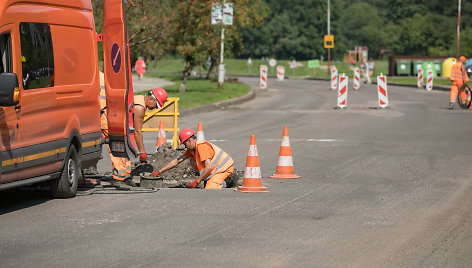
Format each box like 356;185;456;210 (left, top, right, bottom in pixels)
132;74;174;92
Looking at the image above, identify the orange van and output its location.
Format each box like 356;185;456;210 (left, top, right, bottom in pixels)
0;0;137;197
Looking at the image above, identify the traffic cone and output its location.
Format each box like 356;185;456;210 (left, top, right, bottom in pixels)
269;126;300;179
155;120;167;149
196;122;205;141
237;135;269;193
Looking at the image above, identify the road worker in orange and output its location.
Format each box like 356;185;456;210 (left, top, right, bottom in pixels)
101;87;168;188
152;128;235;189
449;56;469;109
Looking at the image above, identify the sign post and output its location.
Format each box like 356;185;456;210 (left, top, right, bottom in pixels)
247;57;253;75
325;0;332;74
426;69;434;92
353;67;360;90
212;2;233;89
260;65;268;89
308;59;320;77
277;66;285;81
377;74;389;108
337;74;348;108
330;66;338;90
269;58;277;75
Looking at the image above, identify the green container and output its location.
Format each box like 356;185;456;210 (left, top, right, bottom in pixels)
432;60;442;76
396;60;411;76
412;60;424;75
422;61;437;77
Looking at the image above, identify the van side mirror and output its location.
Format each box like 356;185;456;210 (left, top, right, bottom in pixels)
0;73;20;107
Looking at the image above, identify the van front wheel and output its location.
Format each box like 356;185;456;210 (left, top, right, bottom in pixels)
50;146;79;198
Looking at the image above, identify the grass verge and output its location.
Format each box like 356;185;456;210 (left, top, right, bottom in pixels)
136;75;251;109
388;76;450;86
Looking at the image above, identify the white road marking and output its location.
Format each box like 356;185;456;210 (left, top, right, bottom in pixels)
268;138;342;142
208;139;342;142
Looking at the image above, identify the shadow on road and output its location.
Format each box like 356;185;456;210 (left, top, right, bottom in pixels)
0;188;51;215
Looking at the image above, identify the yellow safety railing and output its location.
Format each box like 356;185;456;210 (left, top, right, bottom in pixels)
142;97;180;149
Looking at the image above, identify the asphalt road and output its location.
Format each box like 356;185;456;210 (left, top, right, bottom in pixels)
2;77;472;268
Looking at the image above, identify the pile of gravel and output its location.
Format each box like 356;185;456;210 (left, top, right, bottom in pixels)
130;144;242;188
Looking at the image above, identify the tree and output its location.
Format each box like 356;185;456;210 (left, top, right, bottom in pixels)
338;2;383;58
92;0;175;66
168;0;267;92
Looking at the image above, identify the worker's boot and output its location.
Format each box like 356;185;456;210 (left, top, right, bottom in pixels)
124;178;137;187
110;179;131;189
83;165;98;175
448;102;455;109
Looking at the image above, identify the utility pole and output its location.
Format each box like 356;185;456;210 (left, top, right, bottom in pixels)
456;0;462;59
218;0;226;89
327;0;331;73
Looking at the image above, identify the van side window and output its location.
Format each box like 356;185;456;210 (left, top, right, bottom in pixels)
0;33;12;73
19;23;54;89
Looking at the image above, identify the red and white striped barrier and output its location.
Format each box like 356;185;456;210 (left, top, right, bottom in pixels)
260;65;268;89
426;69;433;92
277;66;285;81
377;74;388;108
337;74;348;108
330;66;338;90
353;67;360;90
417;67;424;88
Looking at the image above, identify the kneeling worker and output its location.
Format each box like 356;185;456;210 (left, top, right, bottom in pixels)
152;128;234;189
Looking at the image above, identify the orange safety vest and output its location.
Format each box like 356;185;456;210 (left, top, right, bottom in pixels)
189;141;234;181
450;62;469;83
99;88;107;111
99;72;107;112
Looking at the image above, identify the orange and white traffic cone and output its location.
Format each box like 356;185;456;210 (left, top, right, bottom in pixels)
269;126;300;179
238;135;269;193
196;122;205;141
155;120;167;150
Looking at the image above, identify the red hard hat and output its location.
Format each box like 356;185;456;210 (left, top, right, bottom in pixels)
179;128;196;143
150;88;168;108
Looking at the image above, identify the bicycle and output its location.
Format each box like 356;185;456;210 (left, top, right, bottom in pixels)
457;83;472;109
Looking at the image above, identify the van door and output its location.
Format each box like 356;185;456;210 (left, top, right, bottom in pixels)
16;22;57;179
0;28;21;183
102;0;137;158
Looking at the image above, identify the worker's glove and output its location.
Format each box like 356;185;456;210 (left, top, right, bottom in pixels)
139;152;148;163
188;180;199;188
151;171;160;177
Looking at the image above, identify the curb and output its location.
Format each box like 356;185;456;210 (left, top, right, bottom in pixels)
386;83;449;91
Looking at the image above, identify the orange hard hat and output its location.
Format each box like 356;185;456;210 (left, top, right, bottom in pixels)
460;56;467;62
150;88;168;108
179;128;196;143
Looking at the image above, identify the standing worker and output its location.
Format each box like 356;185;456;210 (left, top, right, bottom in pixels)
449;56;469;109
152;128;235;189
134;56;147;80
101;88;168;187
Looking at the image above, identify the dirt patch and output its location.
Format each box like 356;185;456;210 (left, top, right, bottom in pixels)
130;144;242;188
